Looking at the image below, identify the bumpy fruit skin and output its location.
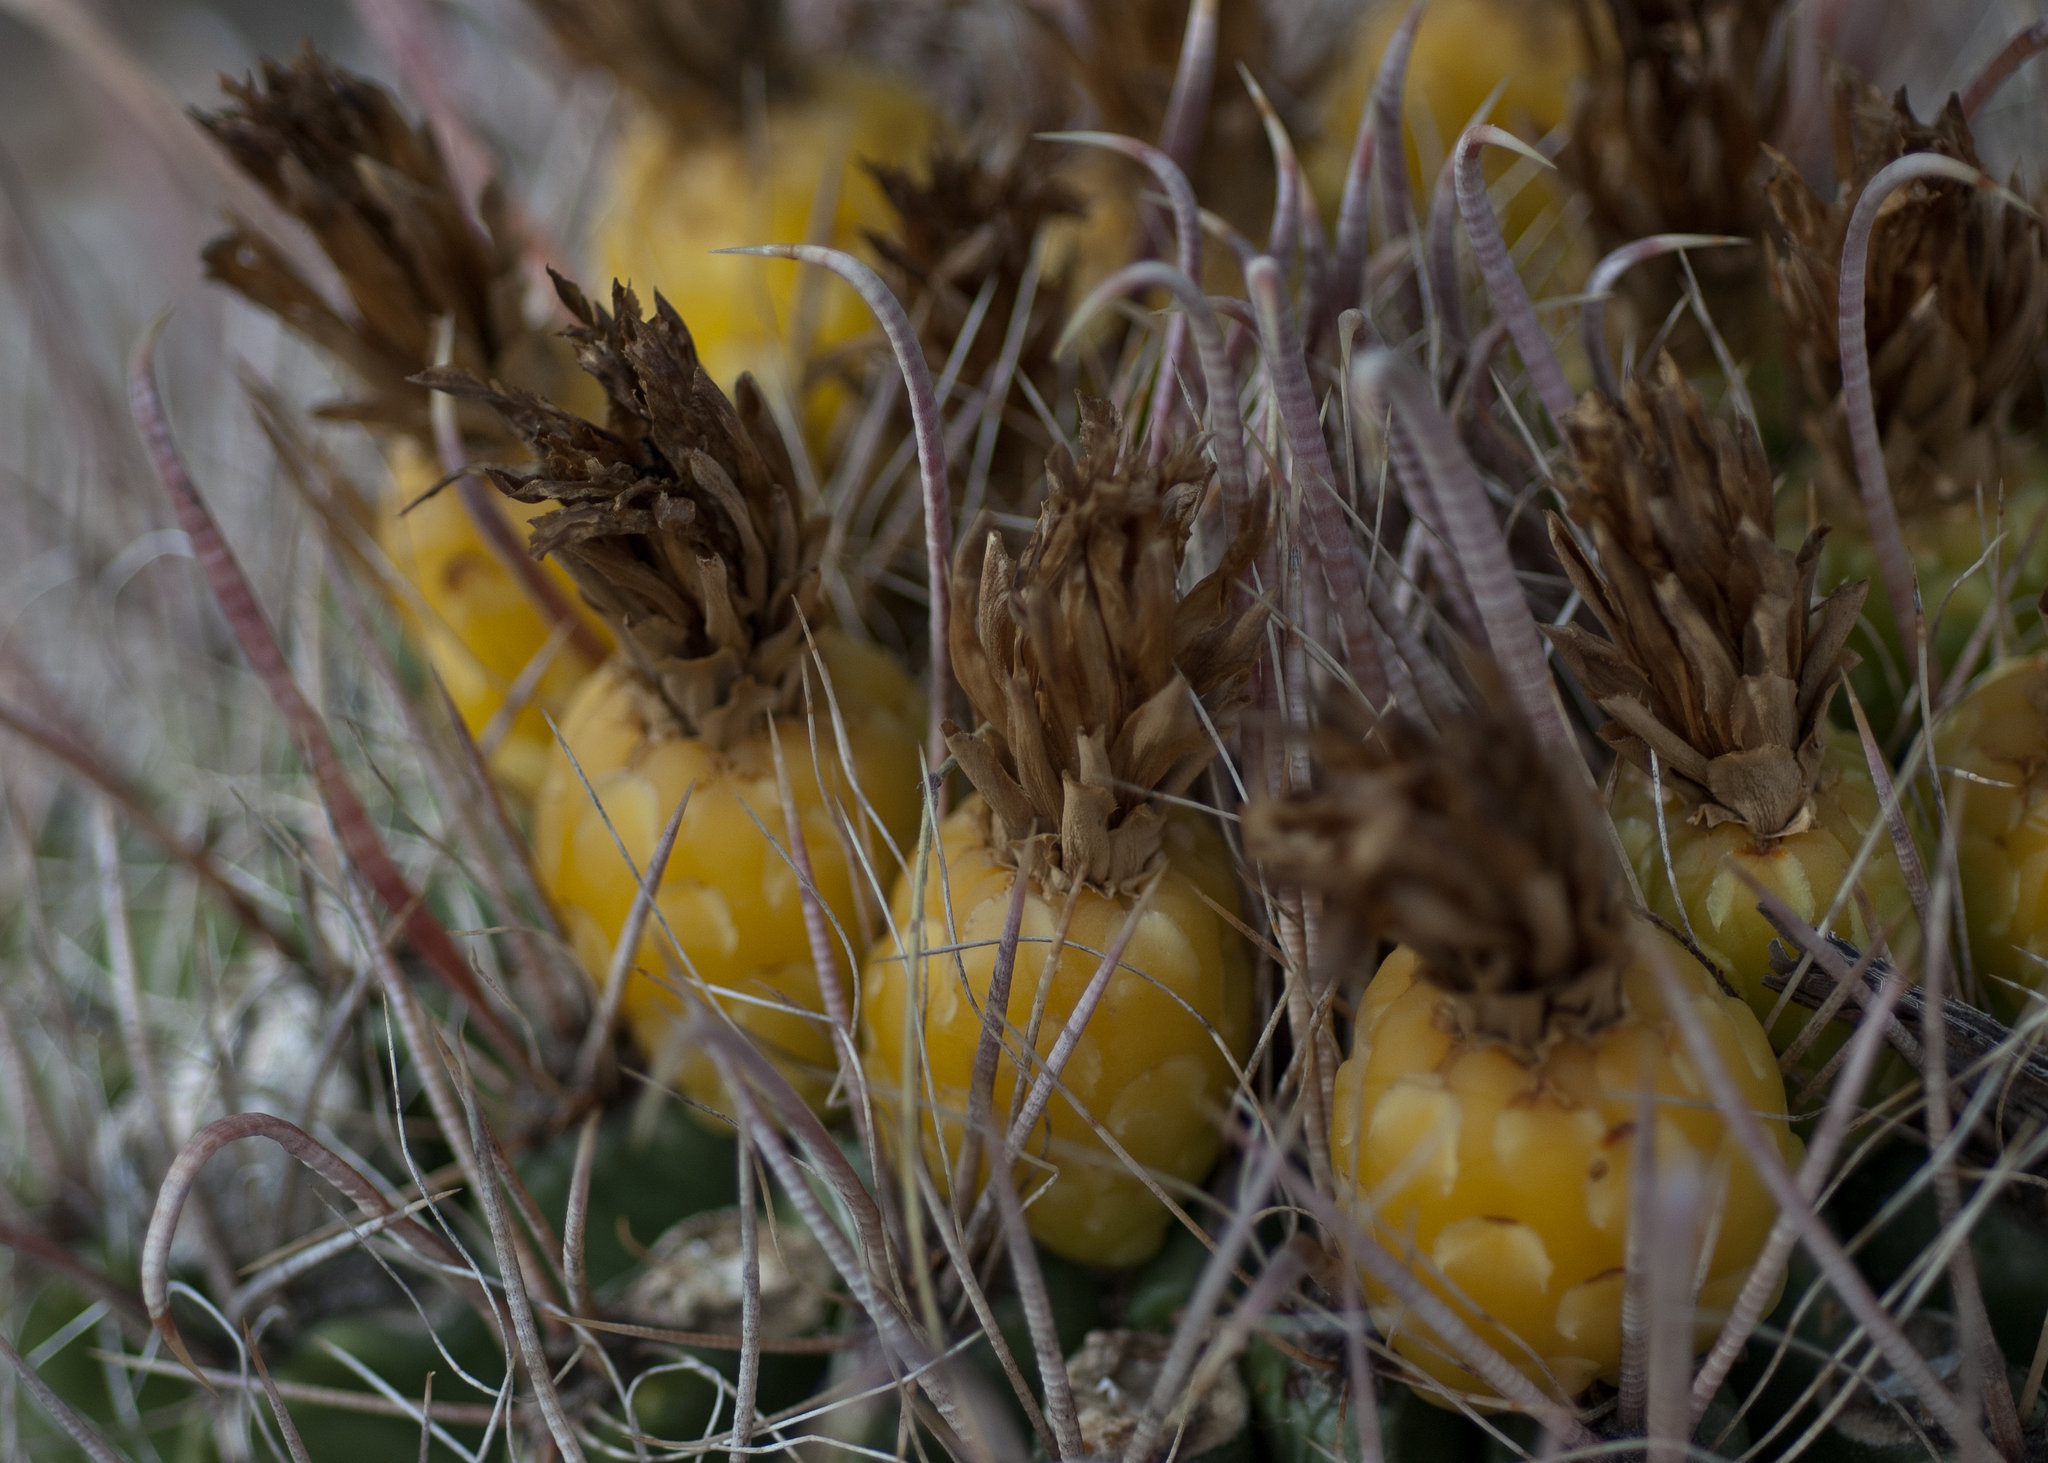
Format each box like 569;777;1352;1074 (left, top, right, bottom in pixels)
379;438;608;799
862;797;1254;1269
1937;655;2048;1020
1611;728;1917;1066
534;632;924;1116
1332;942;1796;1401
1307;0;1582;232
593;68;939;438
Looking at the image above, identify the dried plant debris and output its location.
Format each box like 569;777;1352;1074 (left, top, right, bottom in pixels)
1546;356;1866;838
1563;0;1790;250
1766;68;2048;512
420;275;824;747
1066;1330;1250;1463
528;0;792;133
195;51;544;441
947;398;1266;893
620;1207;834;1337
863;141;1080;398
1245;691;1631;1055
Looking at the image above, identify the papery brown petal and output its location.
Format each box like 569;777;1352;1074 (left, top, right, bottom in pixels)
1602;696;1714;786
1704;746;1811;838
1796;580;1868;729
949;725;1037;843
1556;352;1849;836
419;281;828;746
1768;66;2048;514
941;397;1258;890
1244;687;1632;1054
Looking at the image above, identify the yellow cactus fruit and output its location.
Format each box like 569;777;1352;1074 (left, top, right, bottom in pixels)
1935;655;2048;1021
534;0;939;440
437;278;924;1117
379;439;608;797
597;72;937;421
1307;0;1583;233
1545;356;1914;1068
195;54;608;797
1765;68;2048;712
1610;726;1914;1053
862;400;1265;1268
1333;942;1794;1400
866;797;1249;1268
538;639;922;1113
1247;698;1796;1403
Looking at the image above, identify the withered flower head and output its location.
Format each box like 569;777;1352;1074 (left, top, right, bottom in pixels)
195;51;540;441
862;142;1080;400
528;0;791;135
420;276;823;749
946;399;1266;894
1546;355;1866;839
1245;695;1631;1056
1562;0;1788;250
1765;68;2048;512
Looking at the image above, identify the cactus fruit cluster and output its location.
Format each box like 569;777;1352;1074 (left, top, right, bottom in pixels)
7;3;2048;1463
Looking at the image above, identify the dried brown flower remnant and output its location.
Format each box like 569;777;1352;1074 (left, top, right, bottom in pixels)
194;51;540;442
1066;1331;1250;1463
621;1209;833;1338
863;143;1080;399
1563;0;1788;250
528;0;790;134
1246;695;1630;1055
1765;69;2048;512
1546;356;1866;838
420;276;824;749
946;399;1266;893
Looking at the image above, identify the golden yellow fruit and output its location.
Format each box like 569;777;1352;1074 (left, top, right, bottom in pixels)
1249;670;1793;1409
1332;940;1798;1400
439;276;928;1117
854;395;1264;1267
379;438;608;799
862;797;1253;1269
593;67;940;439
535;634;923;1115
1546;359;1907;1080
1936;654;2048;1020
1611;727;1917;1046
191;54;612;800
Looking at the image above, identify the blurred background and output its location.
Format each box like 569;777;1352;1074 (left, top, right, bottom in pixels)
1;0;2034;815
1;1;2046;1458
